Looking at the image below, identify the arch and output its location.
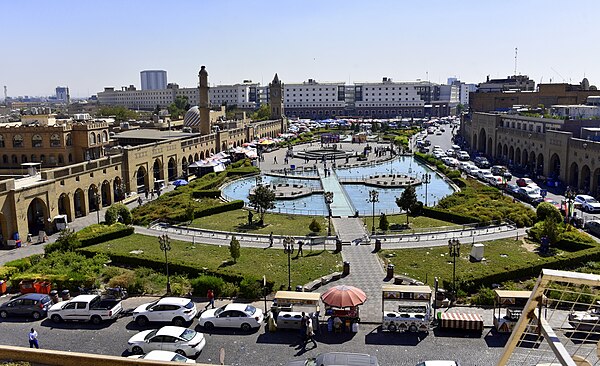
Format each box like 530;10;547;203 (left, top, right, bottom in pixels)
550;153;561;179
32;134;43;148
40;154;45;164
153;159;163;182
11;155;17;164
113;176;125;202
50;134;61;147
21;155;27;163
58;154;64;164
233;141;237;148
13;134;23;148
136;166;148;193
2;155;7;164
537;153;544;176
66;133;72;146
58;193;72;222
96;133;101;145
472;133;478;152
188;155;193;164
102;131;108;143
200;151;205;160
496;143;503;159
0;134;4;148
221;142;227;151
27;198;49;236
68;153;73;163
515;147;521;165
194;153;199;162
487;137;493;157
522;149;529;166
569;162;579;188
210;148;215;155
167;157;177;181
90;133;96;145
205;150;210;158
88;185;99;213
73;188;87;217
502;144;508;159
101;180;111;206
593;168;600;197
580;165;591;192
181;157;188;176
31;155;37;163
529;151;536;167
478;128;486;153
508;146;515;163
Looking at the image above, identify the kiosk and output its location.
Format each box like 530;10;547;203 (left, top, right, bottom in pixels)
381;285;432;333
493;290;531;333
272;291;320;330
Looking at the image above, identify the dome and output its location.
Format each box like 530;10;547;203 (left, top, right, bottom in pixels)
183;106;201;127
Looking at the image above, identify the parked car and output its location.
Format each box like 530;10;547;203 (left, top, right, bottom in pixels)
516;178;535;187
575;195;600;213
505;183;520;196
47;294;122;325
416;362;460;366
584;220;600;237
128;350;195;363
517;186;543;205
133;297;198;327
475;169;492;180
457;151;470;161
441;157;459;167
458;161;474;172
487;176;504;187
445;149;456;157
466;167;481;177
199;303;264;331
0;293;52;320
288;352;379;366
451;144;461;150
127;326;206;358
473;157;490;169
491;165;512;181
543;198;564;213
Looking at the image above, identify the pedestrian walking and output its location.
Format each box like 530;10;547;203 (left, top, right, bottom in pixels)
299;312;307;339
28;328;39;349
144;189;149;200
274;156;278;164
269;232;274;247
305;318;317;348
297;241;304;257
137;196;143;206
205;289;215;310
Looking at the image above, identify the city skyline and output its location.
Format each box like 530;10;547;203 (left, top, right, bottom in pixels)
2;0;598;98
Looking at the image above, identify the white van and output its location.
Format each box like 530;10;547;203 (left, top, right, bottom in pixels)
53;215;68;231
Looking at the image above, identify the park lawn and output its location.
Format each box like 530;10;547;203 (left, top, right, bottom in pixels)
83;234;342;291
189;209;333;236
363;214;459;231
379;238;560;288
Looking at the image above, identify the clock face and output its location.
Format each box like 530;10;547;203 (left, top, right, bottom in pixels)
272;89;279;97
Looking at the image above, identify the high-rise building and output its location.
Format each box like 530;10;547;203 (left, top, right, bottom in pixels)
140;70;167;90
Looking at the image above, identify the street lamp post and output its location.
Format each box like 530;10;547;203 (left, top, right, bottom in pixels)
324;191;334;236
158;234;172;294
564;186;577;223
422;173;431;206
368;190;379;235
283;236;294;291
448;238;461;301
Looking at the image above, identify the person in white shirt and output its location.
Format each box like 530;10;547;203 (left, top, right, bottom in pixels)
28;328;39;349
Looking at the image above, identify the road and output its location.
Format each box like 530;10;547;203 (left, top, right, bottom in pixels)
0;296;507;366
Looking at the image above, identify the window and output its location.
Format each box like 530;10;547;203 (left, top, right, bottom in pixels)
21;155;27;163
0;134;4;148
2;155;7;164
11;155;17;164
90;133;96;145
50;134;61;147
13;135;23;148
32;134;43;148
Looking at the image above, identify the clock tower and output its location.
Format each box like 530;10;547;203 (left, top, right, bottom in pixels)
269;73;284;120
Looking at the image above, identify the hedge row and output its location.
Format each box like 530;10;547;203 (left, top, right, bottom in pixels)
421;206;481;225
191;190;221;199
194;200;244;218
79;226;135;247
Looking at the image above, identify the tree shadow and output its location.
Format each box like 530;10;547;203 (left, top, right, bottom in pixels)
364;325;428;346
218;260;236;268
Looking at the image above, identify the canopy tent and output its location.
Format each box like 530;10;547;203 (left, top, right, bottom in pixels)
321;285;367;308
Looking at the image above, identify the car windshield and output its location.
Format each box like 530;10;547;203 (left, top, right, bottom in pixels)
179;328;196;341
214;306;226;316
144;329;158;341
245;305;257;315
146;300;159;310
305;358;317;366
588;198;599;204
172;354;189;361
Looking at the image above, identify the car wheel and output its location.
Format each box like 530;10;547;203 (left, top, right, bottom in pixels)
387;323;397;332
131;346;144;355
409;325;418;333
241;323;251;332
172;317;185;326
32;312;41;320
51;314;62;323
91;316;102;325
135;316;148;327
203;321;214;330
175;349;187;356
0;311;8;319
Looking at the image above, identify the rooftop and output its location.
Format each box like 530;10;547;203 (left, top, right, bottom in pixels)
112;129;200;142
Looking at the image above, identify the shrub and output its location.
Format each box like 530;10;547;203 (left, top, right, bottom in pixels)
191;190;222;199
471;286;496;306
4;256;39;272
45;229;81;254
421;207;480;225
78;225;134;248
191;275;226;297
309;218;322;234
230;236;241;263
238;276;263;299
536;202;562;223
221;282;239;298
105;204;132;225
0;266;19;279
446;170;461;179
379;213;389;232
108;271;136;289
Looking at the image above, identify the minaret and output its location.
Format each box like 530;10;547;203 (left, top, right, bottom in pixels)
269;73;284;119
198;66;210;135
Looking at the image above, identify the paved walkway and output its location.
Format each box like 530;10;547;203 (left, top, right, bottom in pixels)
317;167;356;217
332;217;368;244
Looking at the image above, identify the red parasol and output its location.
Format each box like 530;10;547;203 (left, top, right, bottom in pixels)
320;285;367;308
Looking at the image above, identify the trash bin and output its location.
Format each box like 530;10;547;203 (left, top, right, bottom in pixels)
387;264;395;279
375;239;382;252
343;261;350;276
60;289;70;301
335;239;342;252
0;280;6;295
295;285;304;292
50;290;59;304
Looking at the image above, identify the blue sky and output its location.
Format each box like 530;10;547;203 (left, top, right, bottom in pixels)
2;0;598;97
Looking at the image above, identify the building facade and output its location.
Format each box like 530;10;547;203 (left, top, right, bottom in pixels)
140;70;167;90
210;81;260;110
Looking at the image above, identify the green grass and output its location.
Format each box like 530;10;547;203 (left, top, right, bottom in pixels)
83;234;342;290
189;209;333;236
363;214;459;232
380;238;557;288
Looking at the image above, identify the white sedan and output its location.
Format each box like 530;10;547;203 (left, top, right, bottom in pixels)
128;350;195;363
198;303;264;331
133;297;198;326
127;326;206;358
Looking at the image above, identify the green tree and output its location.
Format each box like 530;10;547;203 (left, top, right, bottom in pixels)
379;213;389;232
229;235;240;263
396;185;418;226
168;95;190;119
248;185;276;225
97;106;139;121
105;203;132;225
456;104;465;114
251;104;271;121
541;216;560;245
185;204;195;225
44;229;81;254
309;218;322;234
536;202;562;223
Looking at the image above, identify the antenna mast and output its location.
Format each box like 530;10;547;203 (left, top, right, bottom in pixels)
3;86;6;101
514;47;518;76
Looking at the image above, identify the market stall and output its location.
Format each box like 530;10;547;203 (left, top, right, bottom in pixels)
493;290;531;333
321;285;367;333
271;291;320;330
381;285;432;333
